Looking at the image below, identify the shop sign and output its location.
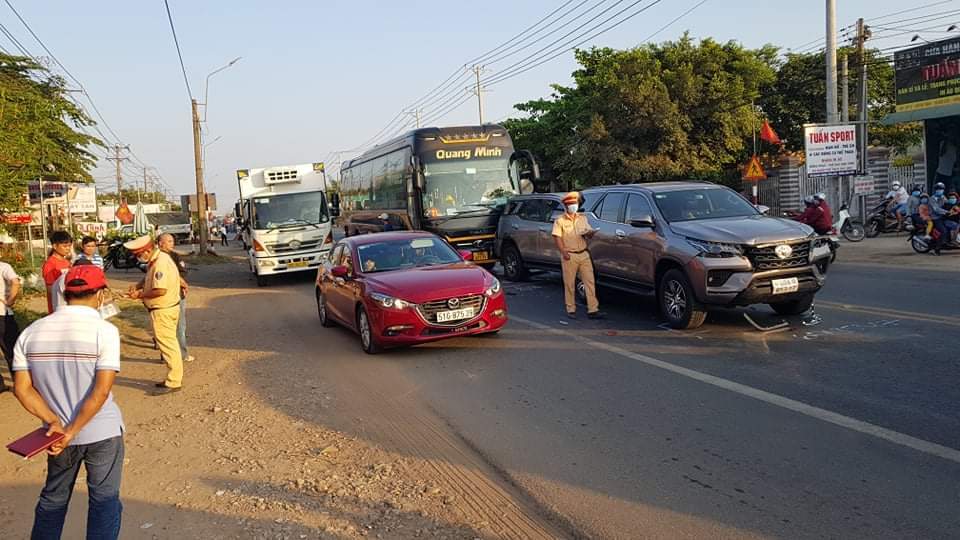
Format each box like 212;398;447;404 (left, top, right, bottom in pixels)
895;37;960;112
803;124;859;177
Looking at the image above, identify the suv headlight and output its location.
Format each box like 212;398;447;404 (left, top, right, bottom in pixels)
369;292;411;310
484;277;501;297
686;238;743;258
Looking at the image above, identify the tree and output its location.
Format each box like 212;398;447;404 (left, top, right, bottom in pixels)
759;48;921;153
505;35;778;189
0;52;102;212
96;188;169;205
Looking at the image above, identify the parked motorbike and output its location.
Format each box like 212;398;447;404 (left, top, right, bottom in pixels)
103;240;142;270
865;200;904;238
831;202;865;242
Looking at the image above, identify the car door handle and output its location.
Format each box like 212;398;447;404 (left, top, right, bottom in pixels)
615;229;626;238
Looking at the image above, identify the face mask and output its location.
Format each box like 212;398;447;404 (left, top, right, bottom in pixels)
935;190;945;197
566;204;579;214
912;191;921;197
921;198;929;205
950;198;958;205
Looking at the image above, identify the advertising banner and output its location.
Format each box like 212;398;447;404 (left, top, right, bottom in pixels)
68;186;97;214
894;37;960;113
803;124;859;177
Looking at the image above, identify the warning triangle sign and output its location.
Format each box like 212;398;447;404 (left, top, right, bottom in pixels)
742;155;767;181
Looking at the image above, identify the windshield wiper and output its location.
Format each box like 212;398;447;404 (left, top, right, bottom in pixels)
267;218;320;232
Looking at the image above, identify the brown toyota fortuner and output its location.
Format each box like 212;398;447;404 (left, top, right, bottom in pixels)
495;182;832;329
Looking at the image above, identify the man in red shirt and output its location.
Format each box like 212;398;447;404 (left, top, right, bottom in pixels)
42;231;73;314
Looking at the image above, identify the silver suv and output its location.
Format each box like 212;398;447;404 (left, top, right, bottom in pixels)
496;182;832;329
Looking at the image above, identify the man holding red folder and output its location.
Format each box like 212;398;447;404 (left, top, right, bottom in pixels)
11;265;124;539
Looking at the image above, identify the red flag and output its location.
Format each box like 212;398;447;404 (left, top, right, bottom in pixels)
760;121;782;145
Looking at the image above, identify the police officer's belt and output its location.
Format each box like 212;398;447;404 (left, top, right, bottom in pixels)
147;302;181;312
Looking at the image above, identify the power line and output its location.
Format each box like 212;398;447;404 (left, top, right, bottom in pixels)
163;0;193;99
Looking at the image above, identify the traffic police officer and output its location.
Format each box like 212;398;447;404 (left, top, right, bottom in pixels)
125;235;183;395
552;192;604;319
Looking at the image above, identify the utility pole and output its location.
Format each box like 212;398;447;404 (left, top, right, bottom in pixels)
470;65;487;125
192;98;209;254
825;0;838;123
856;18;870;175
841;55;849;122
406;108;423;128
105;144;129;218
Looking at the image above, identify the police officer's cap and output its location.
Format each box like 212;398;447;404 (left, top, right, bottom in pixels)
123;235;154;254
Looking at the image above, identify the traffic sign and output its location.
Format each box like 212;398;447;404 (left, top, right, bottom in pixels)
742;155;767;181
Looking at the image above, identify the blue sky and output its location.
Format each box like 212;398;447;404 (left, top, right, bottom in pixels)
0;0;943;208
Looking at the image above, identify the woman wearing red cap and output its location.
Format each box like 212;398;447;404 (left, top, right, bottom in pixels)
551;192;604;319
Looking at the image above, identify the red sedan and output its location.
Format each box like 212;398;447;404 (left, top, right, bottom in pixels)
315;231;507;353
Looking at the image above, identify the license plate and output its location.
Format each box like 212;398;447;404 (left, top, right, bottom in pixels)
472;250;489;262
771;277;799;295
288;261;307;268
436;307;476;323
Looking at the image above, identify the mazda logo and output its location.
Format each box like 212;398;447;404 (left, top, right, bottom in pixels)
447;298;460;309
775;244;793;259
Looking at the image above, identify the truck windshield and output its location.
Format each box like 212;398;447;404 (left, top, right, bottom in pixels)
422;158;514;218
653;188;760;223
253;191;329;229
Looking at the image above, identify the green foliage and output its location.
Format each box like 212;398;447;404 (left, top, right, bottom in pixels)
506;36;778;189
758;48;921;152
0;52;103;211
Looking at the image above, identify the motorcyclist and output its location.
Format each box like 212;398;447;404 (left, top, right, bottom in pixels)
812;193;834;234
794;195;831;234
792;195;818;224
906;185;923;226
884;181;909;229
930;182;959;244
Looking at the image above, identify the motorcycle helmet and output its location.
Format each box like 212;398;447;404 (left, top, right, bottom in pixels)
935;181;946;190
814;192;827;202
803;195;815;206
892;181;901;189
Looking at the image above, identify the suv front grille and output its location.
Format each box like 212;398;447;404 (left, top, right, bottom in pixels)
417;294;485;326
745;241;811;271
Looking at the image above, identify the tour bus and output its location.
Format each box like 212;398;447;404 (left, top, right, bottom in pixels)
235;162;334;286
333;125;539;266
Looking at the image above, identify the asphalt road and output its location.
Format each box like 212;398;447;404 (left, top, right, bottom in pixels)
251;259;960;539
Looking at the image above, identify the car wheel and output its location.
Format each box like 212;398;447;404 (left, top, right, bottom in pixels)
501;243;528;281
317;289;333;327
357;306;380;354
658;269;707;330
769;293;815;316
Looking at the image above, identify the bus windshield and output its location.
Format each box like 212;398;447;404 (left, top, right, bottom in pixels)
253;191;330;229
422;158;514;217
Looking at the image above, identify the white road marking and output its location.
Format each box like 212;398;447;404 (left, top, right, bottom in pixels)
510;315;960;466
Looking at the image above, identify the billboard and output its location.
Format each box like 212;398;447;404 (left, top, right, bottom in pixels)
803;124;859;177
894;37;960;113
67;185;97;214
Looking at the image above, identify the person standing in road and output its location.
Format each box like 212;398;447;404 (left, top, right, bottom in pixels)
41;231;73;314
552;192;604;320
11;264;124;539
125;235;184;395
0;256;22;393
158;233;194;363
77;236;104;268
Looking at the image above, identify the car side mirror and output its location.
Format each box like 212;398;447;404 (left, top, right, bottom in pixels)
629;215;655;228
330;265;349;279
458;249;474;261
757;205;770;215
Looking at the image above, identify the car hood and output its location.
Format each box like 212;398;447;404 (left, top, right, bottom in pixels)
669;215;813;245
363;263;491;303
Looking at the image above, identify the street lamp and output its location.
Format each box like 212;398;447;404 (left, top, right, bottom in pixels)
203;57;241;122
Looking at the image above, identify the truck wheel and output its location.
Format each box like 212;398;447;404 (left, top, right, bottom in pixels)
256;273;268;287
769;293;815;316
501;244;528;281
658;269;707;329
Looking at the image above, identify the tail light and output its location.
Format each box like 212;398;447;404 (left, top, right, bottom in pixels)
253;239;266;253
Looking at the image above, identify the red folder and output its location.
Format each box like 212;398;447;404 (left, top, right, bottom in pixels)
6;427;65;459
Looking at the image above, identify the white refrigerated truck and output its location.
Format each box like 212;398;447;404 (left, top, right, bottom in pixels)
236;162;334;286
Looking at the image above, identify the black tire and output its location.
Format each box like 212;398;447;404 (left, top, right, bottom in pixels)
357;306;380;354
256;273;268;287
657;269;707;330
317;289;333;327
501;243;528;281
911;235;932;254
841;223;865;242
865;219;881;238
769;293;815;316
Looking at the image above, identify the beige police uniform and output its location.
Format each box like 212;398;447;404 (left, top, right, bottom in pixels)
552;212;600;314
143;249;183;388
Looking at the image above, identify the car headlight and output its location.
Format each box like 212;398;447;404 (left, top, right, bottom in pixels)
484;277;501;297
686;238;743;258
369;292;410;310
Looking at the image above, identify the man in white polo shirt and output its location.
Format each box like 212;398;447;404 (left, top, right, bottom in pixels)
12;264;124;539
